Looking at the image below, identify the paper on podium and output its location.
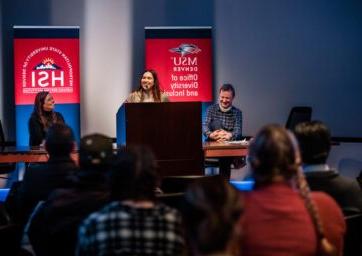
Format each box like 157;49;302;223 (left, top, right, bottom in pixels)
227;139;249;146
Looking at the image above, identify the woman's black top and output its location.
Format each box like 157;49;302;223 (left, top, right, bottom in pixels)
28;111;65;146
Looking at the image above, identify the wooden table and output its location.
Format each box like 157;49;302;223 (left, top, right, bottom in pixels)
203;141;249;179
0;146;48;163
0;146;78;163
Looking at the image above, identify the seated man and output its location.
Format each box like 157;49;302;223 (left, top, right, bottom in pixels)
203;84;242;142
295;120;362;214
203;84;244;179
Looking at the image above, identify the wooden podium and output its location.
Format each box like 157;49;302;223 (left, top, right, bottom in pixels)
116;102;203;177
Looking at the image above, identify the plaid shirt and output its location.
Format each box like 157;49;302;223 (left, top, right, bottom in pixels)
76;201;185;256
203;104;242;140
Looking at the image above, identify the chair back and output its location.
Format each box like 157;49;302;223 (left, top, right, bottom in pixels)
357;170;362;189
0;119;15;147
157;193;186;211
0;120;16;175
0;120;5;146
337;159;362;179
0;223;23;254
161;175;220;193
344;213;362;256
285;106;312;131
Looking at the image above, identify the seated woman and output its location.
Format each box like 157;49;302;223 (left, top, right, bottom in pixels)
126;69;169;103
28;91;65;146
76;145;185;255
182;176;243;256
240;124;345;256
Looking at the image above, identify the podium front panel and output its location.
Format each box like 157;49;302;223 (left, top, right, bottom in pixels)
124;102;203;177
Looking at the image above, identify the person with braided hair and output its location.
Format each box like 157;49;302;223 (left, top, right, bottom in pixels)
240;124;345;256
28;91;65;146
181;175;243;256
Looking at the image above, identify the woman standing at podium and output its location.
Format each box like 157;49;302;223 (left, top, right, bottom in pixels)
28;91;65;146
126;70;169;103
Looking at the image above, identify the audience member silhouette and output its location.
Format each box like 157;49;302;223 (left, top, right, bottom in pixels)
294;121;362;214
241;124;345;256
181;175;243;256
28;133;113;256
76;145;185;255
13;124;78;227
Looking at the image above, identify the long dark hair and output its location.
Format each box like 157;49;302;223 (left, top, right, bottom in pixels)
33;91;59;130
182;176;243;255
248;124;298;187
110;145;159;202
137;69;161;102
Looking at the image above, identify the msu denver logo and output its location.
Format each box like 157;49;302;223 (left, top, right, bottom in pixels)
31;58;65;87
169;44;201;56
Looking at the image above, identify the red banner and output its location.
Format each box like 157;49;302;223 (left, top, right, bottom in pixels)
14;38;80;105
145;28;212;102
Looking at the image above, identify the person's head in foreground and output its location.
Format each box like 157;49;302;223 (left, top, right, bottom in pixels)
45;123;75;157
110;145;160;202
294;120;331;165
79;133;113;171
248;124;301;187
182;176;243;255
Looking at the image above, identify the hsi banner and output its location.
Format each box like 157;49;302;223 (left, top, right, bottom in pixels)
14;26;80;146
145;27;213;102
14;39;79;104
